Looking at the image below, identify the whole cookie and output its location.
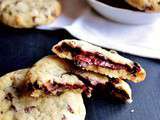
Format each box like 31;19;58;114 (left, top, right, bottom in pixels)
126;0;160;12
0;0;61;28
0;69;86;120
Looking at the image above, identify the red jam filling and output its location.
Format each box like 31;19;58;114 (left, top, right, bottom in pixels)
44;82;86;92
73;51;141;74
56;43;141;75
74;51;127;70
42;82;87;96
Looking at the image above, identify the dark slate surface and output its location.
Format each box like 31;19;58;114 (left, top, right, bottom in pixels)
0;24;160;120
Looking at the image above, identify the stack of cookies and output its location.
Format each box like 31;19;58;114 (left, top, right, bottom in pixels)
0;0;61;28
0;62;86;119
52;40;146;102
0;40;146;120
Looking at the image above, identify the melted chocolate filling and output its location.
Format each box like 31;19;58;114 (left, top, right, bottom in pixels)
107;77;130;101
97;0;142;11
75;72;130;101
55;43;141;75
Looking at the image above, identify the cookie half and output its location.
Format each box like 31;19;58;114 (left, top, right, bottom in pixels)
126;0;160;12
52;40;146;83
0;0;61;28
73;69;132;103
26;56;87;97
0;69;86;120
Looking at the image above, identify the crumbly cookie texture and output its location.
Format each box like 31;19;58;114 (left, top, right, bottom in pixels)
0;0;61;28
126;0;160;12
0;69;86;120
26;56;85;97
52;39;146;83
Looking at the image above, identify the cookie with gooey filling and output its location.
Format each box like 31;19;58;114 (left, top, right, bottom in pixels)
52;39;146;83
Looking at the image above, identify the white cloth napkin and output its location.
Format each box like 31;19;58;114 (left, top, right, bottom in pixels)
38;0;160;59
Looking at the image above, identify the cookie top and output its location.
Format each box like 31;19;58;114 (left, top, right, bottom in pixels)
0;0;61;28
126;0;160;12
26;56;86;97
0;69;86;120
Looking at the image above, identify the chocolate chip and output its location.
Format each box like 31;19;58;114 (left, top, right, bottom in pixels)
59;42;81;55
8;11;12;15
15;1;19;4
13;86;16;89
108;77;120;85
130;62;141;75
0;111;3;114
32;16;36;22
56;91;62;96
5;93;14;101
24;106;36;113
33;81;40;89
67;104;74;113
10;105;17;112
62;114;66;120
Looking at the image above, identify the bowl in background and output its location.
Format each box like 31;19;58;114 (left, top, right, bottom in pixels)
87;0;160;24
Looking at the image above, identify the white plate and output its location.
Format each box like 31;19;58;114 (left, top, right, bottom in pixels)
87;0;160;24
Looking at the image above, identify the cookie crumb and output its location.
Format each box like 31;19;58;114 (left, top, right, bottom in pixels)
131;109;134;113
